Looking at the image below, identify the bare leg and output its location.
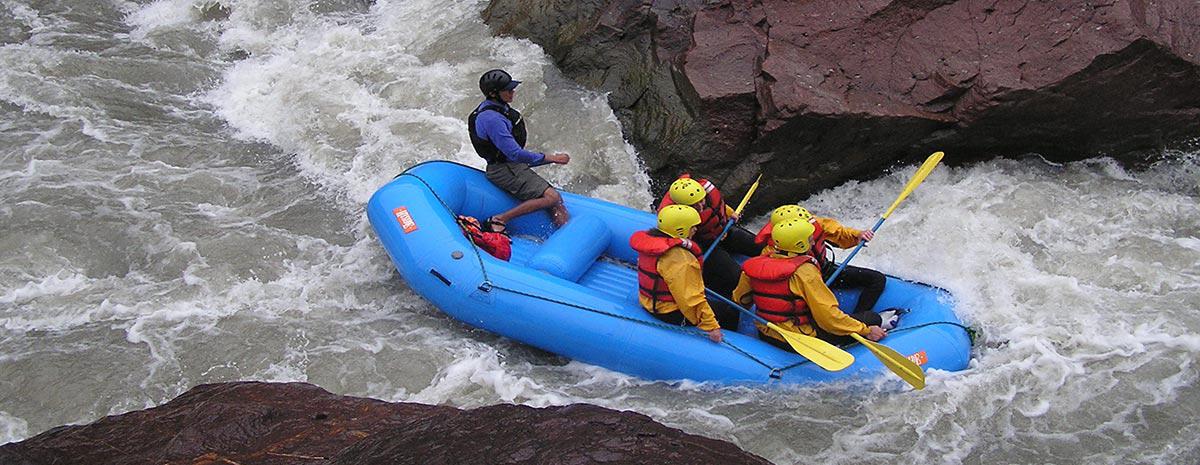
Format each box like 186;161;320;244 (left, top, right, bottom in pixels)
549;190;570;227
494;187;567;226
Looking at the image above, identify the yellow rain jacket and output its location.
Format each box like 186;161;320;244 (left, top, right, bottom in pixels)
732;252;869;343
814;217;864;249
637;247;721;331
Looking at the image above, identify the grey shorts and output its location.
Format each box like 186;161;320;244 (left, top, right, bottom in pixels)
485;162;553;201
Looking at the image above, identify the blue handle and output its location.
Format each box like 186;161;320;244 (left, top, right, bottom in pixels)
704;288;767;325
824;216;885;285
700;219;738;262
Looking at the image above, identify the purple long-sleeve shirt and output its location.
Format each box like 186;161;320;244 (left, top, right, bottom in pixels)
474;100;545;165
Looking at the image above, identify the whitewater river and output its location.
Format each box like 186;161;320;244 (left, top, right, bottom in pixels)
2;1;1198;464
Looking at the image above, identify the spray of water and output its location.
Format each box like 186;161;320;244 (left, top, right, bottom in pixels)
0;1;1197;463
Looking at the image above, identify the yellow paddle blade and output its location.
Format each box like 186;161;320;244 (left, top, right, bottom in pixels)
734;174;763;216
767;322;854;371
849;333;926;390
881;151;943;219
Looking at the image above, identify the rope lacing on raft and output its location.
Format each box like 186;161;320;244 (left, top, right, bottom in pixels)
397;167;974;378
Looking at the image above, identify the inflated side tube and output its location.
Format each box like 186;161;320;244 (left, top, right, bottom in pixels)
527;215;611;282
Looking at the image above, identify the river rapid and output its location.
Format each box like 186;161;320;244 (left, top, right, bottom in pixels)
1;1;1198;464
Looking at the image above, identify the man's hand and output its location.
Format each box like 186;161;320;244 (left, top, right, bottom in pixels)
866;325;887;341
859;230;874;242
546;152;570;164
706;328;723;343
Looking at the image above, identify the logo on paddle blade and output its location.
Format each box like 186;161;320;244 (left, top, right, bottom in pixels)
394;207;418;233
907;350;928;366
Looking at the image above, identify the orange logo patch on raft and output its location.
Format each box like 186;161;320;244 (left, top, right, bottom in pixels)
393;207;418;233
907;350;928;366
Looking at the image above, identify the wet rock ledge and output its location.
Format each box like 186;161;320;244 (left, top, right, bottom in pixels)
0;381;769;465
483;0;1200;209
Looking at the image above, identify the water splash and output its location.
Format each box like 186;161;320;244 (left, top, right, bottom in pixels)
0;1;1197;464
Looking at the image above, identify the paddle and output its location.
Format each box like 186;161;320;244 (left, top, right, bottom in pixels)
820;151;942;390
701;174;762;261
849;333;926;389
824;151;944;284
704;289;854;372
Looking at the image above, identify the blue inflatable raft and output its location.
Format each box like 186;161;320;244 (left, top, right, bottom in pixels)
367;160;972;385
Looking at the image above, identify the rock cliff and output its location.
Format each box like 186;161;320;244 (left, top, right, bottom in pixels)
484;0;1200;208
0;382;770;465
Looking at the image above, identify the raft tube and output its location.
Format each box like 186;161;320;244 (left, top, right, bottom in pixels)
367;160;971;385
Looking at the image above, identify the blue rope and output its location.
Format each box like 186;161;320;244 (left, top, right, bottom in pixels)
395;169;779;372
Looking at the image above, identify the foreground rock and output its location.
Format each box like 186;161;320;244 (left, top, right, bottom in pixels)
0;381;769;465
484;0;1200;209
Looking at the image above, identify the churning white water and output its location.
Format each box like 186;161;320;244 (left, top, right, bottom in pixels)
1;1;1197;464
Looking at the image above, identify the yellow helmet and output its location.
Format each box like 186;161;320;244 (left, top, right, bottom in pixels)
769;205;802;225
795;206;814;223
772;218;815;254
668;177;705;206
657;204;702;239
770;205;814;225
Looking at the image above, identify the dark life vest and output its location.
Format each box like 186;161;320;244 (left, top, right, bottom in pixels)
742;254;818;324
657;174;728;242
467;101;527;164
456;215;512;261
808;220;841;278
629;229;703;311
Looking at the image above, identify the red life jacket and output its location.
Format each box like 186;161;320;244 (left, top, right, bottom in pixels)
629;229;703;311
742;254;818;324
754;222;773;248
657;174;728;242
456;215;512;261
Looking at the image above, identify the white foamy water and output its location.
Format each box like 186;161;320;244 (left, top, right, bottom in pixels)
0;1;1198;464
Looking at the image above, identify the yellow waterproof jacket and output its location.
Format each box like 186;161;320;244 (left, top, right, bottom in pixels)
732;253;869;342
637;247;720;331
815;217;863;249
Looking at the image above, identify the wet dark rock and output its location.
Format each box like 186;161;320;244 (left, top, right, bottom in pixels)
198;2;232;22
0;381;770;465
483;0;1200;210
226;48;252;61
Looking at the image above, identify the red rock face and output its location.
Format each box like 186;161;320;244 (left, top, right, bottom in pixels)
0;382;770;465
484;0;1200;208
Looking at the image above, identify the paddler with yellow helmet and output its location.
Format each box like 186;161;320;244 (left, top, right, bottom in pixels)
629;205;739;343
754;204;895;318
657;175;764;299
733;219;897;349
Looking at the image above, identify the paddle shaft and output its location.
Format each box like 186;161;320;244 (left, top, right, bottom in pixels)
704;288;769;326
823;216;884;285
701;220;738;262
704;287;856;372
824;152;943;285
700;174;761;262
